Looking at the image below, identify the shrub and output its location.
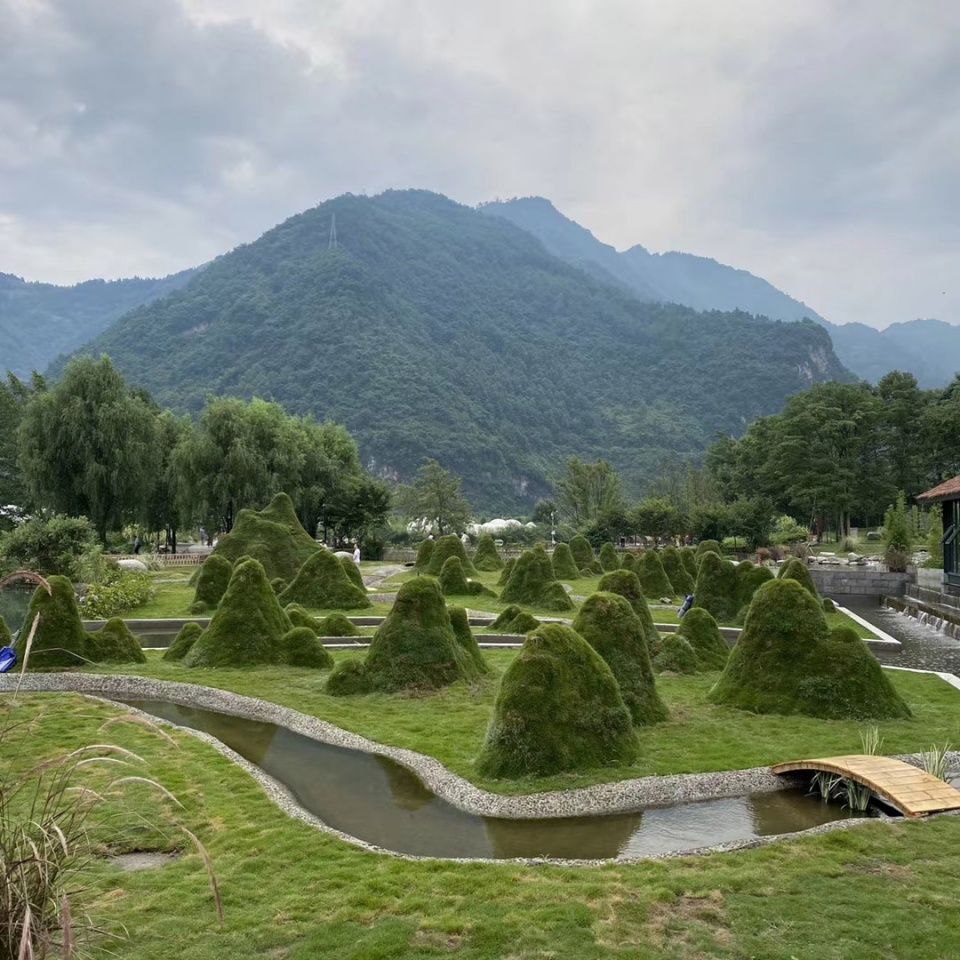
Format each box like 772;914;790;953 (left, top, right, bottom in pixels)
695;540;722;559
280;626;333;668
423;535;477;577
927;509;944;567
598;568;659;648
677;607;728;671
284;603;319;632
438;556;496;597
884;494;912;573
550;542;580;580
89;617;147;664
777;557;819;599
770;515;810;546
708;579;911;719
653;634;698;674
635;551;675;599
476;623;639;778
193;553;233;609
693;551;739;622
77;570;154;620
473;534;505;571
735;560;774;615
415;538;435;570
500;546;574;611
15;576;92;668
568;535;595;569
573;593;667;725
315;612;359;637
340;556;366;591
448;606;489;674
278;549;370;610
323;657;373;695
0;515;97;579
660;547;694;596
163;622;204;661
599;542;620;572
497;558;515;586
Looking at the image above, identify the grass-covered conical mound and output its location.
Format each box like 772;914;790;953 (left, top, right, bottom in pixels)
315;612;360;637
415;539;435;570
326;578;475;694
598;569;659;648
491;605;523;629
163;622;204;662
677;607;728;671
569;535;595;570
497;558;515;586
277;549;370;610
653;634;699;674
680;547;699;580
619;552;636;572
472;534;505;571
280;627;333;668
449;606;489;674
193;553;233;609
550;543;580;580
476;623;638;778
573;593;668;725
423;535;477;577
696;540;722;560
185;558;291;668
635;551;675;599
500;546;573;612
0;616;11;646
778;557;819;599
661;547;694;596
735;561;775;614
438;557;495;597
599;542;620;572
708;579;911;719
693;551;739;622
284;603;319;633
340;556;366;592
15;576;91;668
213;493;320;581
90;617;147;664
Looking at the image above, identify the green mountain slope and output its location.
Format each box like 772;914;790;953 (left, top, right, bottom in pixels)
73;190;851;508
0;269;198;377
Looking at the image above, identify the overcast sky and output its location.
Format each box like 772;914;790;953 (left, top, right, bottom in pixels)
1;0;958;329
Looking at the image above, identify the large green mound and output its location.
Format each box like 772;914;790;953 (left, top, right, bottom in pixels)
415;539;435;570
778;557;819;599
277;549;370;609
438;556;495;597
693;551;739;622
677;607;728;671
599;542;620;572
163;622;204;662
192;553;233;610
15;576;92;668
90;617;147;664
500;546;574;612
635;551;675;599
326;578;476;694
476;623;638;779
735;561;775;617
550;542;580;580
661;547;695;596
572;593;668;725
185;558;291;668
448;606;489;674
708;579;911;719
212;493;320;581
423;535;477;577
472;534;505;571
279;627;333;668
597;569;659;648
653;633;699;674
568;535;595;570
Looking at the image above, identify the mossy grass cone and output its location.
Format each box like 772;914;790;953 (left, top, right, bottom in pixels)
778;557;819;599
280;627;333;668
708;579;911;719
550;542;580;580
654;634;699;674
163;622;204;662
449;606;489;674
328;578;474;694
340;556;366;591
500;546;573;611
497;558;515;586
15;576;91;668
188;565;202;587
569;535;595;569
680;547;699;580
619;553;637;572
284;604;319;633
90;617;147;664
212;492;320;582
438;556;472;596
423;535;477;577
590;560;605;576
735;561;774;614
0;616;11;645
677;608;728;671
473;534;505;571
325;657;373;695
506;612;541;634
635;551;675;599
599;542;620;572
693;551;739;622
278;549;370;610
316;612;360;637
696;540;722;560
193;553;232;608
185;558;291;668
491;605;524;629
660;547;695;596
538;581;575;611
415;539;435;570
598;569;659;648
270;577;288;595
476;623;639;779
823;597;836;613
573;592;668;725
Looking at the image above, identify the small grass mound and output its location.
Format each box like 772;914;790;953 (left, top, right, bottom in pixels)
16;576;91;668
778;557;819;599
654;634;699;674
708;578;911;720
598;569;658;648
696;540;722;560
278;549;370;610
423;535;477;577
661;547;695;596
497;558;515;586
192;553;233;608
693;551;739;622
185;558;291;668
90;617;147;664
448;606;489;674
635;551;675;599
619;553;636;572
500;546;574;612
283;604;319;632
473;534;505;571
340;556;366;591
677;607;728;671
568;535;595;570
599;542;620;572
415;539;435;570
280;626;333;668
735;560;775;616
162;622;204;662
438;556;496;597
315;612;360;637
476;623;639;779
680;547;699;580
491;605;536;632
551;542;580;580
270;577;287;595
326;578;475;694
572;592;668;725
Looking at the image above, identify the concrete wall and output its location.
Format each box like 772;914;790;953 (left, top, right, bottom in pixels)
916;567;945;590
809;568;914;597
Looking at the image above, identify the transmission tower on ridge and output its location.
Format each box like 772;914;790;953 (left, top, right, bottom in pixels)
328;214;338;248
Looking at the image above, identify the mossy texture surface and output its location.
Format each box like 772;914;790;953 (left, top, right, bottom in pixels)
680;547;699;580
693;551;739;622
212;493;320;581
550;542;580;580
708;578;911;719
472;534;505;571
497;558;515;586
315;612;360;637
677;607;728;671
163;622;204;662
778;557;819;599
599;542;620;572
277;549;370;610
340;556;366;591
90;617;147;664
654;634;699;674
414;539;435;570
696;540;722;560
597;569;658;647
476;623;638;778
185;558;291;668
618;552;636;572
572;592;668;726
16;576;91;668
193;553;233;608
500;547;573;611
735;561;775;614
327;578;474;694
661;547;695;596
568;535;595;569
280;626;333;668
448;606;489;674
635;550;675;599
422;535;477;577
283;604;319;633
438;556;494;597
0;616;11;646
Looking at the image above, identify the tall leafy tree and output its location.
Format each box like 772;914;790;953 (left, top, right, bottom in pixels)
399;459;471;535
878;371;924;498
143;411;193;552
554;457;624;527
0;373;42;510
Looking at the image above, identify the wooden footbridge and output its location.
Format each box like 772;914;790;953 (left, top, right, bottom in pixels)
771;755;960;818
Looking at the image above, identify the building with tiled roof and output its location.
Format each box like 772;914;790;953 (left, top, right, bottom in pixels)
918;476;960;590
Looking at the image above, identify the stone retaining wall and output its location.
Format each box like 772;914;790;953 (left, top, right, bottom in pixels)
809;568;914;597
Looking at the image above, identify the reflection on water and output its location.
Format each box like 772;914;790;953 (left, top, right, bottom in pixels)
118;698;866;861
0;583;32;636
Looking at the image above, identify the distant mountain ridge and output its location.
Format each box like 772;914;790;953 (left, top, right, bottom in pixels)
481;197;959;388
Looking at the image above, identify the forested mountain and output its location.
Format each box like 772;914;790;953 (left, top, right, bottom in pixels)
70;190;851;508
482;197;960;388
0;269;197;377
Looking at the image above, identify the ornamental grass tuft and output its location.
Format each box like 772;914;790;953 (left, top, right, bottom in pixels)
278;549;370;610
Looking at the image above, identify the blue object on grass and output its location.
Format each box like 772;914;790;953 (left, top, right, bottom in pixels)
0;645;17;673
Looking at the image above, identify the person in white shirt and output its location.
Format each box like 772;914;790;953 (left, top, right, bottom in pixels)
353;543;361;565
